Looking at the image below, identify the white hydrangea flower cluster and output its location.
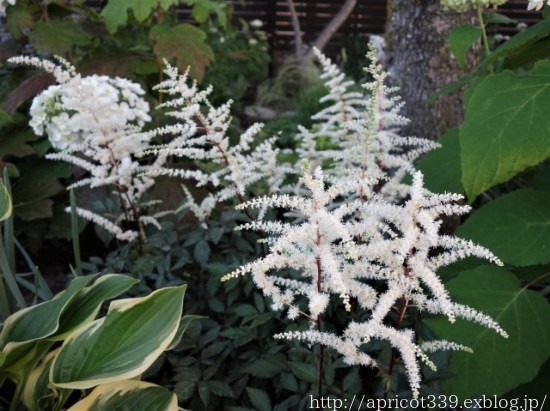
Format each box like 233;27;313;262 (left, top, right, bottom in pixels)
440;0;507;11
29;75;151;151
223;44;507;397
9;56;166;243
141;62;286;224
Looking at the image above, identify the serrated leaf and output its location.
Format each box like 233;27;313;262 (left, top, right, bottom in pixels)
193;239;210;265
29;21;92;55
448;25;482;69
207;380;234;398
150;23;214;81
456;189;550;266
289;362;317;383
426;266;550;399
460;66;550;200
246;356;286;378
220;327;256;347
417;128;462;194
67;380;177;410
101;0;180;33
50;285;186;389
6;4;35;39
246;387;271;411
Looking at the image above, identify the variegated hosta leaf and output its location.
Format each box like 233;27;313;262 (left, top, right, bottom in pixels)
0;276;93;369
67;380;178;411
51;285;187;389
22;349;69;411
0;179;12;222
51;274;138;340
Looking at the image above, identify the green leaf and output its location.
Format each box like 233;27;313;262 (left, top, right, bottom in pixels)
167;314;205;350
150;23;214;81
246;387;271;411
29;21;92;55
101;0;180;33
460;67;550;200
456;189;550;266
22;349;64;411
482;12;517;25
448;25;482;69
207;380;234;398
220;327;256;347
50;285;186;389
0;276;93;351
289;362;317;383
528;164;550;192
426;266;550;399
480;20;550;69
6;3;35;39
52;274;138;340
0;180;13;222
416;128;462;194
193;239;210;265
66;380;178;410
246;356;286;378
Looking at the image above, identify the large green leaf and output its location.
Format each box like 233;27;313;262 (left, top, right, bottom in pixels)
480;20;550;69
448;25;482;69
101;0;180;33
52;274;138;340
51;285;186;389
460;65;550;200
456;189;550;266
416;128;462;194
29;21;92;55
426;266;550;399
0;276;93;371
150;23;214;81
0;276;93;352
67;380;178;410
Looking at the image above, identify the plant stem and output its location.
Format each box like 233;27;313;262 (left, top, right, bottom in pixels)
315;224;325;398
70;189;83;276
477;5;493;73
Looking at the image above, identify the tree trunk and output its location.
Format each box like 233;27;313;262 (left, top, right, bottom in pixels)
385;0;477;140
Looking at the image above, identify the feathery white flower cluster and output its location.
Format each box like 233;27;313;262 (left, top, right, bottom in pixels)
10;56;166;242
224;44;507;397
440;0;507;11
141;62;285;223
294;44;438;206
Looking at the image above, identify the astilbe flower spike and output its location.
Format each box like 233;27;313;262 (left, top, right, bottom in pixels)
225;45;508;398
141;61;286;224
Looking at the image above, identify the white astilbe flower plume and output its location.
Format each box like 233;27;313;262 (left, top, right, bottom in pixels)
141;62;283;223
222;166;369;317
9;56;166;242
232;166;507;397
291;43;438;206
337;43;438;203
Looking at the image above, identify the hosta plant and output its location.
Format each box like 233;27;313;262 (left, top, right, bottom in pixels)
0;274;190;410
